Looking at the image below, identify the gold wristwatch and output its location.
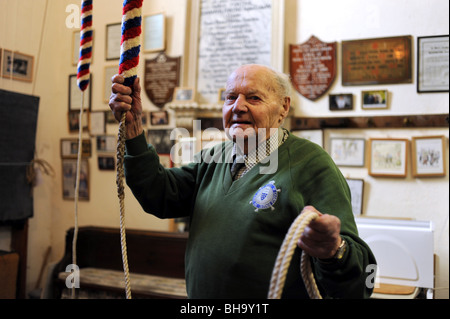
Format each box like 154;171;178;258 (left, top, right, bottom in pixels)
334;238;347;260
318;237;347;264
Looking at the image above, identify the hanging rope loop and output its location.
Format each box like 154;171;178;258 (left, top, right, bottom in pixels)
268;210;323;299
116;0;144;299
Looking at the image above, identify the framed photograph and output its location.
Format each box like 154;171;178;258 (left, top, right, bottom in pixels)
1;50;34;82
72;30;80;65
159;154;173;168
150;111;169;126
147;129;174;154
292;130;323;148
143;13;165;53
68;74;91;111
329;94;353;111
89;111;106;135
369;138;408;177
411;136;446;177
362;90;388;109
330;138;365;167
61;138;91;158
105;23;122;60
105;111;116;124
62;159;89;200
98;156;115;171
103;65;118;102
96;135;117;153
173;87;195;103
68;110;89;133
141;111;148;127
417;35;449;93
345;178;364;216
218;88;226;103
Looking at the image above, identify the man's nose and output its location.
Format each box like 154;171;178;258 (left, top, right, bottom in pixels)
232;94;248;113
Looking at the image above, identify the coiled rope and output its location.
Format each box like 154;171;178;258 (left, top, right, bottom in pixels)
268;210;323;299
116;0;143;300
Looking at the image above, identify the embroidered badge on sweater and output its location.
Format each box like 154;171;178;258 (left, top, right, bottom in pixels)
250;181;281;212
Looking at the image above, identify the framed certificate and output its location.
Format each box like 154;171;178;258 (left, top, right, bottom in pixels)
417;35;449;93
143;13;165;53
105;23;121;60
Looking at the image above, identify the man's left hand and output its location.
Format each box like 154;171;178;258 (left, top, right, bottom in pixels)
297;206;342;260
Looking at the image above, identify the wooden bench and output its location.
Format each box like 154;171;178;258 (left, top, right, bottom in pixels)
50;226;188;299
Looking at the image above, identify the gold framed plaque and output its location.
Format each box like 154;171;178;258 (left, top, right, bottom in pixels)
342;36;412;86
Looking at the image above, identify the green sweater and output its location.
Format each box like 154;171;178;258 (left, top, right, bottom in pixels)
124;131;376;299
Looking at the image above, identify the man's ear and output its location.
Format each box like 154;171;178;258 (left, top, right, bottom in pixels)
281;96;291;119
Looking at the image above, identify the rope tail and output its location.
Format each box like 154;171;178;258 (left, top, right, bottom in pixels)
268;210;323;299
117;0;143;299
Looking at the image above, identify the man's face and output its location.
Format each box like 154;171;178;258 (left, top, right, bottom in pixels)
222;65;289;147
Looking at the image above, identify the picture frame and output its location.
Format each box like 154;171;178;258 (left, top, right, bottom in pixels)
98;156;115;171
68;110;89;133
62;159;89;201
329;94;353;111
89;111;106;136
96;135;117;153
143;13;165;53
292;130;324;148
218;88;226;103
330;138;365;167
369;138;408;177
68;74;91;111
105;23;122;60
362;90;388;109
150;111;169;126
60;138;92;158
173;87;195;103
72;30;80;66
345;178;364;216
342;36;412;86
105;111;116;124
0;48;3;77
411;135;446;177
179;137;197;165
103;65;118;103
417;35;449;93
147;129;174;154
1;49;34;82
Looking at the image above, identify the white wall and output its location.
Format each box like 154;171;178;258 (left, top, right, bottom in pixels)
0;0;448;298
285;0;449;298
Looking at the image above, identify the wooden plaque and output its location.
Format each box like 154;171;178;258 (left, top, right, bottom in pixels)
290;36;337;101
342;35;412;86
144;52;181;108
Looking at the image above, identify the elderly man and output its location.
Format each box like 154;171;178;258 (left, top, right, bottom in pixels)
109;64;376;299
